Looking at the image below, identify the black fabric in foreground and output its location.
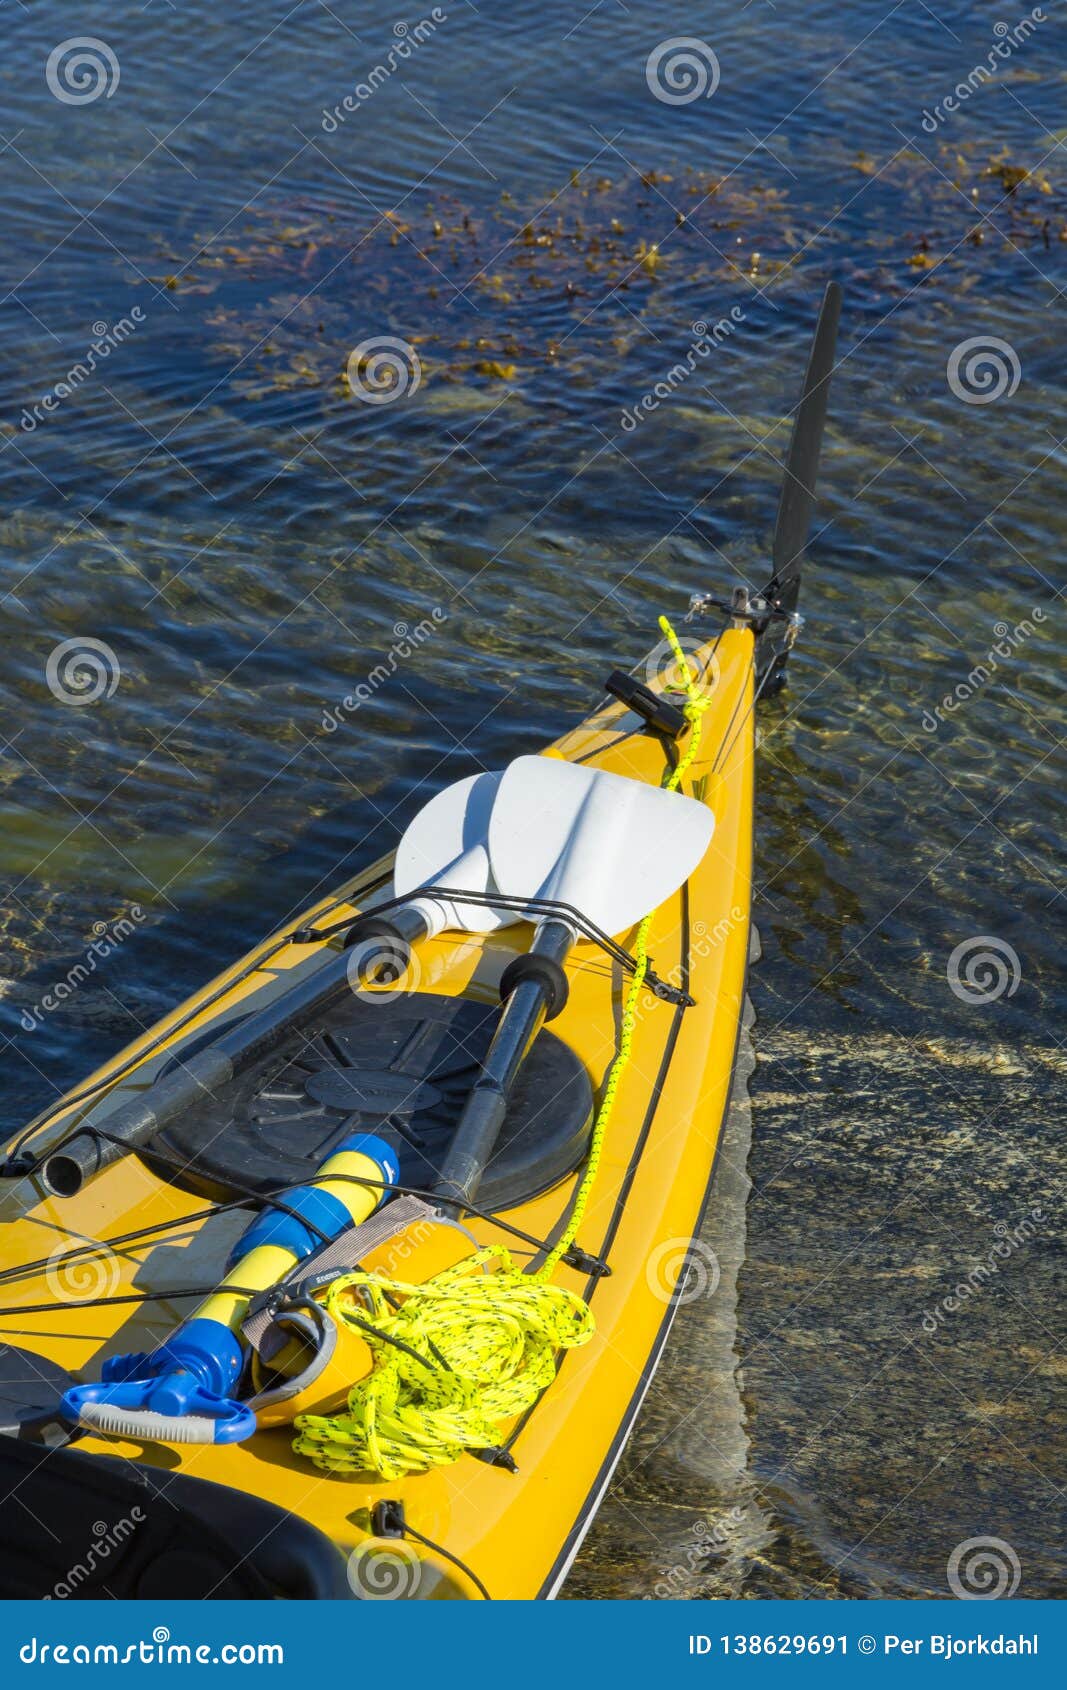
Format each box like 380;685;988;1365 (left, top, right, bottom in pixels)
0;1434;352;1599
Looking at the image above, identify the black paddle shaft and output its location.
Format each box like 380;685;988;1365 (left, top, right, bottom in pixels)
42;943;364;1197
765;280;842;617
434;919;574;1212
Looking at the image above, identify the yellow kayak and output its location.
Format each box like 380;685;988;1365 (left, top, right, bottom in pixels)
0;286;839;1602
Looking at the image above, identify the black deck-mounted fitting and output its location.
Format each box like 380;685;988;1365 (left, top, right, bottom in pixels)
499;952;570;1020
343;914;412;987
371;1498;406;1539
604;671;688;739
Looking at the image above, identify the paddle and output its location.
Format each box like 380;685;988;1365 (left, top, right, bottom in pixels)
391;768;521;938
44;775;521;1196
765;279;842;621
431;756;715;1210
43;947;396;1197
44;758;711;1204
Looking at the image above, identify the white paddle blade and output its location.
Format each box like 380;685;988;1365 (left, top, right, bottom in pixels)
488;755;714;938
393;769;519;934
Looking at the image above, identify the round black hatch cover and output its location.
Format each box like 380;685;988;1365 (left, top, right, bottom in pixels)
153;992;594;1212
302;1068;443;1115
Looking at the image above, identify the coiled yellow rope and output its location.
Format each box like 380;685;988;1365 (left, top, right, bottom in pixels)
294;1248;593;1478
293;616;710;1479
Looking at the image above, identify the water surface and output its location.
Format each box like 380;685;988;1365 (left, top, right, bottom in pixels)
0;0;1063;1600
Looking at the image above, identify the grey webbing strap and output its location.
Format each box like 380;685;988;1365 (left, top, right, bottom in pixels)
241;1193;439;1350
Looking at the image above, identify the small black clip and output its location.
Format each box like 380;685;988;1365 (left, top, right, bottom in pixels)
0;1154;36;1180
371;1498;407;1538
562;1245;612;1279
644;969;695;1008
244;1284;283;1324
471;1446;519;1473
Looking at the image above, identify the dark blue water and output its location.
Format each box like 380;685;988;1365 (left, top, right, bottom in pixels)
1;0;1063;1599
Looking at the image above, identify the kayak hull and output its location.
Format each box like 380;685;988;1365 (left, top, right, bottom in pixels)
0;628;755;1600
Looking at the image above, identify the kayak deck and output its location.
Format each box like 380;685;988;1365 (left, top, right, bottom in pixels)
0;628;754;1599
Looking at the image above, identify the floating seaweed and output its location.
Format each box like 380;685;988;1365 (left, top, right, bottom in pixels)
133;145;1063;405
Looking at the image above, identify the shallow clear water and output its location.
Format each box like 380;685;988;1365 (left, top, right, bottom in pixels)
0;0;1063;1599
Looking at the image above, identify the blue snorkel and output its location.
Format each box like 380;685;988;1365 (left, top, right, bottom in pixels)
61;1132;399;1445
